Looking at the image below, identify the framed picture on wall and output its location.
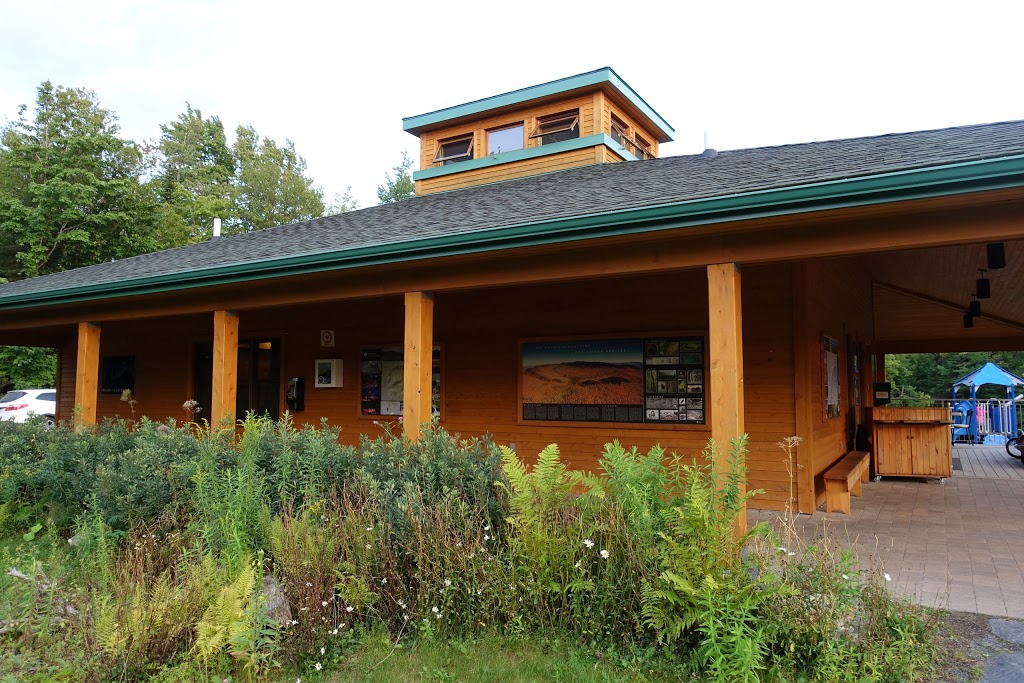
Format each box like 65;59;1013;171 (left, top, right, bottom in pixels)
315;359;341;388
101;355;136;394
823;335;840;419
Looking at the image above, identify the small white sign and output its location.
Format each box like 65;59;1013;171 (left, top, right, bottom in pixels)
321;329;336;347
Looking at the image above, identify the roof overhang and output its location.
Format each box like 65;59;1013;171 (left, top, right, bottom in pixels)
3;154;1024;313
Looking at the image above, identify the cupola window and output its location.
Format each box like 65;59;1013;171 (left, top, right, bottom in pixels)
531;110;579;145
433;134;474;165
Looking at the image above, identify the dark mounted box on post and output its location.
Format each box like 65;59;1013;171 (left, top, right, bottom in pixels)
873;382;892;406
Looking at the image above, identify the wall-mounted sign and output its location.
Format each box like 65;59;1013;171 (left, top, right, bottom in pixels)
320;329;336;347
823;334;841;419
101;355;136;394
315;359;341;388
360;346;441;417
520;336;705;424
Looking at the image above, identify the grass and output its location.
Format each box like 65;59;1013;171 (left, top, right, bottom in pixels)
325;631;669;683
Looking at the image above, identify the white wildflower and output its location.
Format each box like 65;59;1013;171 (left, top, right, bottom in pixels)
431;606;439;614
305;582;313;587
314;662;322;671
574;560;582;568
366;526;373;532
583;538;594;549
484;534;490;541
321;600;329;607
346;605;354;613
483;525;491;531
600;549;610;559
366;543;371;549
320;646;325;655
381;577;387;585
444;579;452;587
884;573;892;582
842;574;849;580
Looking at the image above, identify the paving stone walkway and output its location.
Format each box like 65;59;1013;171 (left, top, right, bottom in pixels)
749;450;1024;680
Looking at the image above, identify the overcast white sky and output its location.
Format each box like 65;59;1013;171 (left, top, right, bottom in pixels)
2;0;1022;209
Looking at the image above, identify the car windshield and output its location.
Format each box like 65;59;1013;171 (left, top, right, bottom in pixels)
1;391;27;403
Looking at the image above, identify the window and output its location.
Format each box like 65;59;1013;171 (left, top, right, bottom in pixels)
433;134;474;166
610;114;628;146
530;110;579;145
487;123;524;155
633;133;653;160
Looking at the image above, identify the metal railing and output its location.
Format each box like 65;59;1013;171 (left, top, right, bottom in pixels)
930;397;1023;444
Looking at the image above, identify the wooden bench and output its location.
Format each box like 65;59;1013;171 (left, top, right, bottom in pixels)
824;451;871;514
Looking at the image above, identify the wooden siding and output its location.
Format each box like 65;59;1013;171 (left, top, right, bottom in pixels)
64;267;799;509
794;257;875;508
418;147;602;194
418;95;596;173
57;342;76;424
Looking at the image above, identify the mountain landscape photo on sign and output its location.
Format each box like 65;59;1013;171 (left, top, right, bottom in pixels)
522;339;644;406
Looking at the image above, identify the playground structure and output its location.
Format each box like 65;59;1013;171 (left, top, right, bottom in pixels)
950;363;1024;445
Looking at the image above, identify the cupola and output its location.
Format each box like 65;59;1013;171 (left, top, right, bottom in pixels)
402;67;674;195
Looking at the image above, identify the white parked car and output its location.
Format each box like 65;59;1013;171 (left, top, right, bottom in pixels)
0;389;57;426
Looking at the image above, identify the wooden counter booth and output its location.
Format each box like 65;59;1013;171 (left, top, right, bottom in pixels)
868;407;953;480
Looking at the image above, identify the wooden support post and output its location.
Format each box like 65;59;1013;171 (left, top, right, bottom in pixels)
211;310;239;428
74;322;101;428
707;263;746;534
403;291;434;442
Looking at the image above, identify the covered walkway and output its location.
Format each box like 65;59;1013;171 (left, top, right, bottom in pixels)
750;450;1024;618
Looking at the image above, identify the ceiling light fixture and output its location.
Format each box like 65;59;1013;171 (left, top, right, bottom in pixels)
969;297;981;317
976;269;991;299
987;242;1006;270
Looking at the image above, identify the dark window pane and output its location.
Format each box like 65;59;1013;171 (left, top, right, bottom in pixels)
542;127;579;145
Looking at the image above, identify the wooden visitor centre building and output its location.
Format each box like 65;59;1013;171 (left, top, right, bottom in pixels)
1;68;1022;516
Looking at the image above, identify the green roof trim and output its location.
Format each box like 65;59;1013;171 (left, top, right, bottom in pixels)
413;134;635;182
403;67;674;141
2;153;1024;312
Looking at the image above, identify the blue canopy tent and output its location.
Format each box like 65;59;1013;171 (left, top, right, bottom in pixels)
951;362;1024;444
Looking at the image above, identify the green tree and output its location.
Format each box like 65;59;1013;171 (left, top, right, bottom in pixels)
0;346;55;389
0;81;157;279
154;104;235;246
229;125;324;233
325;188;358;214
887;352;1024;401
376;150;416;204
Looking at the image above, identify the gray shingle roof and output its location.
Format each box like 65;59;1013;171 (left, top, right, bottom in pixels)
2;119;1024;301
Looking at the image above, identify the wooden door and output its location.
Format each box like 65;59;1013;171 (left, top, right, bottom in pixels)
909;424;952;477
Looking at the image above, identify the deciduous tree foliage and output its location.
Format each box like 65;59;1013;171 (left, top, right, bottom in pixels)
887;352;1024;400
376;150;416;204
0;345;55;389
0;82;158;279
154;104;235;246
229;124;324;233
